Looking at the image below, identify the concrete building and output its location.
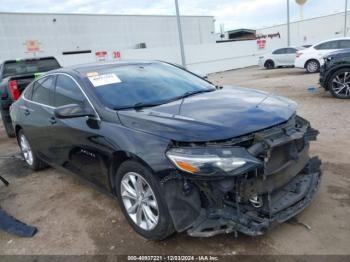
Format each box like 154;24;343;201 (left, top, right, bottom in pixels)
0;12;215;64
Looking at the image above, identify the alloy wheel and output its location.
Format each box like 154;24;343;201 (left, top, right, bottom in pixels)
306;61;319;73
20;134;33;166
331;71;350;98
120;172;159;231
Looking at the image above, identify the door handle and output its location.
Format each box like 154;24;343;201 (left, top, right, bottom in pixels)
24;109;30;116
49;117;57;125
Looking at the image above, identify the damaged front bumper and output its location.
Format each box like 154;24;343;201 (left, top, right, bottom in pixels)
162;115;322;237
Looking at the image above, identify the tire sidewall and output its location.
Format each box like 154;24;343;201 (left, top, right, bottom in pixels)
306;60;320;73
115;160;174;240
328;68;350;99
18;129;36;169
265;60;274;69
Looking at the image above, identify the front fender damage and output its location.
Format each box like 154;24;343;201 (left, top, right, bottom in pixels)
162;116;322;237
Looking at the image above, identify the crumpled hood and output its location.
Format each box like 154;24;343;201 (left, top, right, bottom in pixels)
118;87;297;142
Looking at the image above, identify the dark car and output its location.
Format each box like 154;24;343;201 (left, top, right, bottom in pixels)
0;57;61;137
320;48;350;99
10;61;322;240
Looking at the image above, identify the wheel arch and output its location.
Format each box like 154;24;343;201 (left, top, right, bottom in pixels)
15;124;22;138
325;65;350;90
304;58;320;68
264;59;275;68
108;150;156;195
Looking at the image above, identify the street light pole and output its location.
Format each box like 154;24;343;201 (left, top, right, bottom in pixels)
287;0;291;46
345;0;348;37
175;0;186;67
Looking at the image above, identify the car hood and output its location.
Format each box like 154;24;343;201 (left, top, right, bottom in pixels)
118;87;297;142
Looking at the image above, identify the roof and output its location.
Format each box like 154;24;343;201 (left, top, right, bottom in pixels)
227;29;256;34
64;60;160;73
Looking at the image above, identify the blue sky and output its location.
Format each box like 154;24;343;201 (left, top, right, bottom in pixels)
0;0;346;31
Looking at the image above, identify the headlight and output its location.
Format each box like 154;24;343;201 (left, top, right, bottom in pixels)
324;56;332;62
166;147;262;175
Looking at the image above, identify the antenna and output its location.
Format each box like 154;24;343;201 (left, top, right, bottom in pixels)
295;0;308;20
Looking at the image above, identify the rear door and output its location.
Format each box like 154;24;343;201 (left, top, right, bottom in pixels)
48;74;110;190
21;75;56;162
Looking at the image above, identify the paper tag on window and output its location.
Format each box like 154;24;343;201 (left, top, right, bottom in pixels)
88;73;122;87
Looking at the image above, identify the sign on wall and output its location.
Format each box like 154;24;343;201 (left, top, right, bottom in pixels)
113;51;121;60
95;51;108;62
24;40;42;53
257;39;266;49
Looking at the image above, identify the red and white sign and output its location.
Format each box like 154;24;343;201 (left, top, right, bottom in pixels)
113;51;121;60
25;40;41;53
95;51;108;62
257;39;266;49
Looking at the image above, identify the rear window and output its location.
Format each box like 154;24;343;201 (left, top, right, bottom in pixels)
3;58;60;77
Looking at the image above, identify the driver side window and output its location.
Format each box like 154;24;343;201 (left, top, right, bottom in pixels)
54;75;86;107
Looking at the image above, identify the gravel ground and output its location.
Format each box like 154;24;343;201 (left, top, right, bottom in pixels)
0;66;349;255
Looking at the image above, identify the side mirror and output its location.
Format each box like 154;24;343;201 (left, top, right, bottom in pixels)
54;104;95;119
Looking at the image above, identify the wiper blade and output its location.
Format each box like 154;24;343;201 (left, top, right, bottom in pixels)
178;89;215;99
114;89;215;110
114;102;162;110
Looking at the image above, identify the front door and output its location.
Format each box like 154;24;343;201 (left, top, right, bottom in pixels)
48;74;111;190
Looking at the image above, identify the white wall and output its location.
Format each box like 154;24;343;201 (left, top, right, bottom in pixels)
113;40;269;75
256;12;349;48
1;12;350;75
0;12;215;60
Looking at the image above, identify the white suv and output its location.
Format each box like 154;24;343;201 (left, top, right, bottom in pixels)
295;37;350;73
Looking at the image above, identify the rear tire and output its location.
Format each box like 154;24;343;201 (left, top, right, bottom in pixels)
115;160;175;240
305;60;320;73
328;68;350;99
0;108;15;138
264;60;275;70
18;129;48;171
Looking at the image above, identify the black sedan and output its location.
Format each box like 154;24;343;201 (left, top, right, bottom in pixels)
10;61;322;240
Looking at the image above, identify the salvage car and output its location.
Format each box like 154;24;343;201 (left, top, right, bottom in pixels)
320;48;350;99
10;61;322;240
0;57;61;137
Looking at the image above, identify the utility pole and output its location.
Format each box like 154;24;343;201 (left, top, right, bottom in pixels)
287;0;291;46
345;0;348;37
175;0;186;67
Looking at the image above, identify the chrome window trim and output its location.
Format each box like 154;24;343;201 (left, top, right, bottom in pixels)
23;72;101;120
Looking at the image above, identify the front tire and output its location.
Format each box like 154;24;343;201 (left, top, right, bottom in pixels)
115;161;174;240
0;108;15;138
305;60;320;73
18;129;48;170
328;68;350;99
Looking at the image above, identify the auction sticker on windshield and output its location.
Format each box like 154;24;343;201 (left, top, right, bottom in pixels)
88;73;122;87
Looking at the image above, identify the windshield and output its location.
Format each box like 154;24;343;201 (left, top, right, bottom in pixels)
3;58;60;77
83;62;215;109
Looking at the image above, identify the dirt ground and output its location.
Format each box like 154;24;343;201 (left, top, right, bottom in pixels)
0;66;349;255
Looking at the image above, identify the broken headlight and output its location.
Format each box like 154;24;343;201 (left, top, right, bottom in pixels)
166;147;262;176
